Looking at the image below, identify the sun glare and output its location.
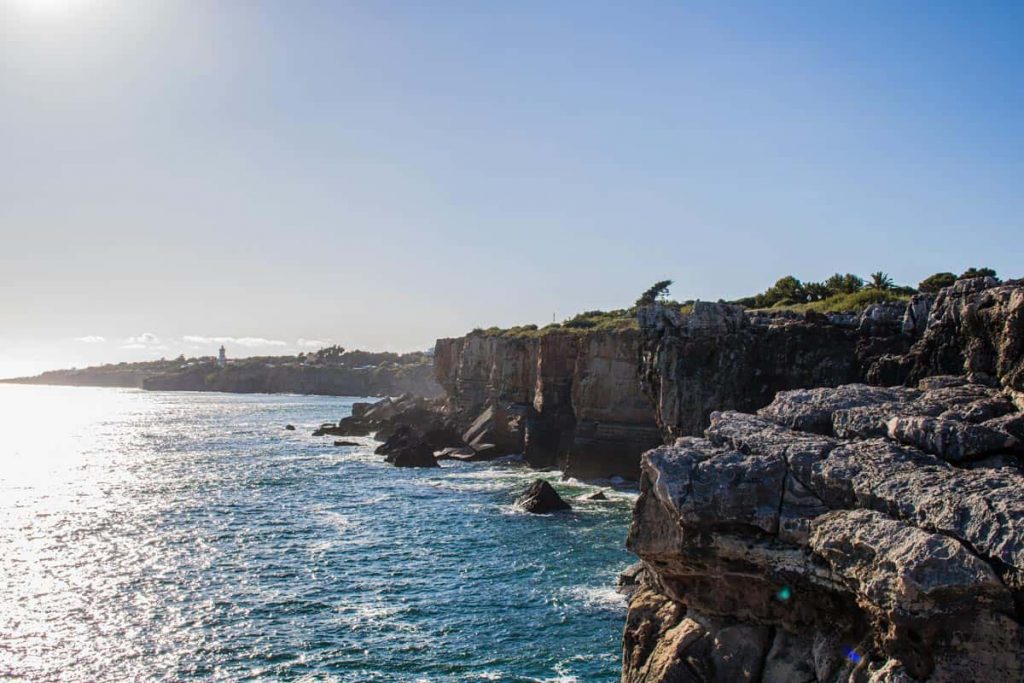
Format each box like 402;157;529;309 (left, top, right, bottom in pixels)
10;0;91;17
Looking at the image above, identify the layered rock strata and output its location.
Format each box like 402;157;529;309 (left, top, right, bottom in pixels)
624;377;1024;681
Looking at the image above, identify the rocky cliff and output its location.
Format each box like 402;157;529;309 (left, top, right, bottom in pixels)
637;301;912;440
433;328;662;479
623;278;1024;682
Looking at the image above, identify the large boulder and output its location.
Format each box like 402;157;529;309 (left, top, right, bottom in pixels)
374;425;439;468
516;479;572;513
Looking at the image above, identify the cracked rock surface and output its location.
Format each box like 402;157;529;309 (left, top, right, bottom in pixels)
624;378;1024;682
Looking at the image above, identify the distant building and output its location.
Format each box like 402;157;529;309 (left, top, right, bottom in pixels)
217;345;226;368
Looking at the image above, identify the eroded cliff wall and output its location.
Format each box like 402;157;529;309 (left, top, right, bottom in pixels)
433;329;662;479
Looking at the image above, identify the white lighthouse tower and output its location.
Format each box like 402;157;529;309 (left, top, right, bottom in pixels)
217;345;227;368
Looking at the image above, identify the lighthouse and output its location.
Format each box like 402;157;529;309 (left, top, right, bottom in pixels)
217;345;226;368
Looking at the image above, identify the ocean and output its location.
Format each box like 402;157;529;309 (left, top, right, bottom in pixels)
0;385;635;682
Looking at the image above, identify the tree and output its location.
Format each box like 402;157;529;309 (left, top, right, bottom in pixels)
867;272;894;291
803;281;831;302
638;280;673;305
825;273;864;295
960;267;997;280
918;272;957;293
765;275;805;305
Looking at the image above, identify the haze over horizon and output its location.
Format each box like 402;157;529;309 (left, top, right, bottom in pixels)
2;0;1022;377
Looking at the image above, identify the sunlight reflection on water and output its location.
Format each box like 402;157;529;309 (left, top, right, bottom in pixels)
0;385;634;682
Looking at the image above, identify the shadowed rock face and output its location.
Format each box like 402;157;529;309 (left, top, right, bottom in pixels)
869;277;1024;393
433;329;662;479
637;301;913;442
624;379;1024;682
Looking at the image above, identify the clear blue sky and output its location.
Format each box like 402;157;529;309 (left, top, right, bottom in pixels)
1;0;1021;376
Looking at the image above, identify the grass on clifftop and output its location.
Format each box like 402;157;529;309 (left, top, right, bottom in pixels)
758;288;913;314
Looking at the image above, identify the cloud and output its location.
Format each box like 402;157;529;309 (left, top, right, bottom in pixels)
297;338;330;348
183;335;287;348
125;332;160;345
74;335;106;343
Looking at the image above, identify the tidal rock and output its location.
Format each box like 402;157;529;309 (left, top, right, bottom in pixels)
284;424;296;430
516;479;571;513
579;489;608;501
333;440;358;447
374;425;439;468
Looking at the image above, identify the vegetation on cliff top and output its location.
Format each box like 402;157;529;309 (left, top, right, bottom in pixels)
471;267;1000;338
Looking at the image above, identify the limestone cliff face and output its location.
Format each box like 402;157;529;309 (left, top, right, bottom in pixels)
433;329;661;479
623;278;1024;682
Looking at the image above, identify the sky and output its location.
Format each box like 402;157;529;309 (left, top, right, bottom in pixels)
1;0;1021;377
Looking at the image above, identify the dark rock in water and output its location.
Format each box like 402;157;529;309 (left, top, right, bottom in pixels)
329;395;462;449
516;479;571;513
333;440;358;447
579;490;608;501
387;446;438;468
375;425;439;468
284;424;296;431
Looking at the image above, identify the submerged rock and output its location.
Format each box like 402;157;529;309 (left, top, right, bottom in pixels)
333;440;358;447
284;424;296;431
516;479;572;513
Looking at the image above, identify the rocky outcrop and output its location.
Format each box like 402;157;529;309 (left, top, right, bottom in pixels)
623;379;1024;682
319;394;461;448
516;479;572;513
868;278;1024;393
434;329;662;479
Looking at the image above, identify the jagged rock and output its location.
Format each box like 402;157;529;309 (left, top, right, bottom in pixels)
902;293;935;337
885;415;1020;461
616;560;645;598
515;479;571;513
461;403;526;456
624;381;1024;683
374;425;439;468
897;278;1024;391
810;509;1019;680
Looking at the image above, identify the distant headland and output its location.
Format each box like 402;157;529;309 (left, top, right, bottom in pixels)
0;345;443;398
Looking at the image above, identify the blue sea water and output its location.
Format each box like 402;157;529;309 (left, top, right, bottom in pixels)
0;386;635;682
